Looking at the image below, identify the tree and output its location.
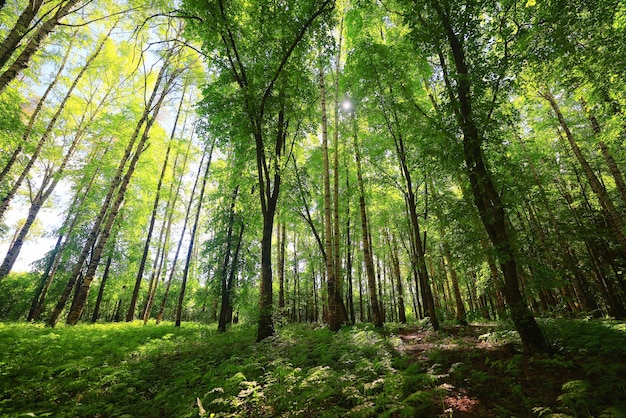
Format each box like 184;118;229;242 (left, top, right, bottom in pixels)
183;0;335;341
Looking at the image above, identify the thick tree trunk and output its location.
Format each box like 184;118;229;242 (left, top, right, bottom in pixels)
433;0;548;353
277;221;286;309
0;0;45;69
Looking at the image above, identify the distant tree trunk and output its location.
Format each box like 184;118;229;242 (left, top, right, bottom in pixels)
0;0;84;94
542;89;626;257
175;140;214;327
388;232;407;324
218;191;244;332
351;112;383;328
581;99;626;205
156;144;208;324
127;82;187;322
91;253;113;323
442;238;466;324
143;142;191;323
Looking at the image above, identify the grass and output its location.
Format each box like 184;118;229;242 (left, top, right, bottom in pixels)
0;319;625;417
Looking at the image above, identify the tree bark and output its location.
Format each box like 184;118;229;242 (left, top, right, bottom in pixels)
0;0;83;94
432;0;548;353
351;112;383;327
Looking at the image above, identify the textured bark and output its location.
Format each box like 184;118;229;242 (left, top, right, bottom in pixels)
432;0;548;353
0;0;83;94
0;0;45;69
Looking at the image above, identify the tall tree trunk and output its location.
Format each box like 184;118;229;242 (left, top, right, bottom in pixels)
126;82;188;322
433;0;548;353
277;221;286;309
351;111;383;327
542;89;626;257
156;141;207;324
27;142;109;321
175;140;214;327
218;187;242;332
47;52;175;327
320;66;342;331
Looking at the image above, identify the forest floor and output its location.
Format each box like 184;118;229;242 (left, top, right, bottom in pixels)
1;319;625;417
392;323;626;417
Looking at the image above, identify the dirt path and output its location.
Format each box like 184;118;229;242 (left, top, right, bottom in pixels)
392;325;583;417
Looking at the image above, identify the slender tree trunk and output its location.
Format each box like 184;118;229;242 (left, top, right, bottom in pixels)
218;188;242;332
388;232;407;323
126;82;188;322
27;142;109;321
47;53;175;327
542;89;626;257
277;221;286;309
156;140;207;324
320;66;342;331
0;31;74;187
175;140;214;327
91;253;113;323
351;112;383;327
144;142;191;323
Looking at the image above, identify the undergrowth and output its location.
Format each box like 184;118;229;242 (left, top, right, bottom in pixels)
0;319;625;417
